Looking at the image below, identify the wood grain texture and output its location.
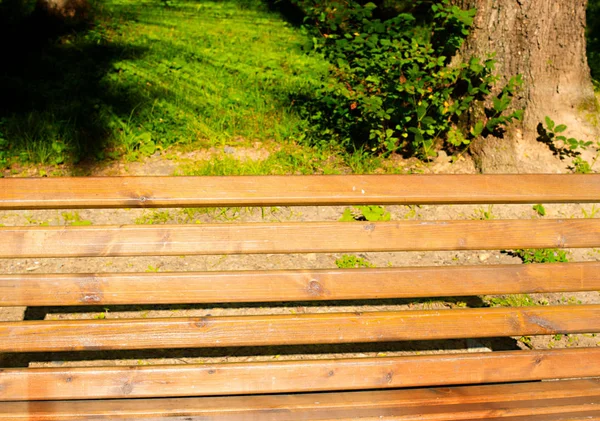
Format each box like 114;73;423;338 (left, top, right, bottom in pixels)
2;219;600;258
474;412;600;421
1;349;599;401
1;305;598;353
1;175;599;210
2;380;599;420
2;379;598;420
2;262;599;306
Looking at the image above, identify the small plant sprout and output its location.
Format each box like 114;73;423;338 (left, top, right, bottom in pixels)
532;204;546;216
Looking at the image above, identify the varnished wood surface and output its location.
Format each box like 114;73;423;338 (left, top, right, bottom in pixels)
1;349;599;401
2;262;599;306
476;413;600;421
1;175;599;210
1;305;598;353
2;219;599;258
3;379;598;419
2;379;599;420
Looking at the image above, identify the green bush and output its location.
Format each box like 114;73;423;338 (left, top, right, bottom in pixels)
587;0;600;82
294;0;522;157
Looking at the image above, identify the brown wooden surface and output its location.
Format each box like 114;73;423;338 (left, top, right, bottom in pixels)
474;413;600;421
2;305;599;353
2;262;599;306
1;175;599;210
4;411;600;421
2;379;599;420
2;379;598;419
1;349;599;401
2;219;600;258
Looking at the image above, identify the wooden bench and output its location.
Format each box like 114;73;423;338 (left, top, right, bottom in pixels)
0;174;599;420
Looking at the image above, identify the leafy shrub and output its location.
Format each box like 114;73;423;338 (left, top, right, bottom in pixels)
587;0;600;82
294;0;522;157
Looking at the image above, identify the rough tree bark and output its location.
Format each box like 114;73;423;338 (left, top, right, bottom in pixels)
453;0;599;173
35;0;90;27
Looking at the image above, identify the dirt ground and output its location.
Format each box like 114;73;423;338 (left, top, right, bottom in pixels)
1;148;599;369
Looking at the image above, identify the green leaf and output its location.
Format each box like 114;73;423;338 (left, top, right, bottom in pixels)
554;124;567;133
545;116;555;130
470;121;485;137
339;208;355;222
360;205;391;221
421;116;436;126
532;204;546;216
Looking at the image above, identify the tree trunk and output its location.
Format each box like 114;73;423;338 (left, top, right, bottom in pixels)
35;0;90;27
453;0;599;173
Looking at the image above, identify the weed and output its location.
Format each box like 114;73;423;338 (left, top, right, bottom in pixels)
472;205;494;220
402;205;421;220
181;207;245;223
93;308;110;319
335;255;375;268
487;294;537;307
62;211;92;226
518;336;534;349
25;215;50;226
135;210;173;225
146;265;160;272
538;116;599;173
582;205;600;218
508;248;569;264
340;205;391;222
532;204;546;216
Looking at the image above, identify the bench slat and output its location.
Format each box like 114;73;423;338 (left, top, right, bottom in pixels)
3;379;599;419
2;219;599;258
2;306;598;353
1;349;599;401
2;380;599;420
474;412;600;421
2;262;599;306
1;175;599;210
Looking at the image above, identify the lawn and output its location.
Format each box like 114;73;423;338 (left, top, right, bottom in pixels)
0;0;331;167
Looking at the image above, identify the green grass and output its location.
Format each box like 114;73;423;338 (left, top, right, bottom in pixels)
176;145;344;176
0;0;329;168
102;0;327;146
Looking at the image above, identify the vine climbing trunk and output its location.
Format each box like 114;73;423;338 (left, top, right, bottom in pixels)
452;0;599;173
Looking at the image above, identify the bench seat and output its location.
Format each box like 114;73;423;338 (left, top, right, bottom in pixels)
0;174;599;420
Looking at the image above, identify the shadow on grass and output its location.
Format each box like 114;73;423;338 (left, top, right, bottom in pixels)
0;4;148;166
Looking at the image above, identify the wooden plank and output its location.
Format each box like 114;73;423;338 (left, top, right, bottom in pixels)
2;262;600;307
2;380;600;420
1;305;598;353
2;219;600;258
0;175;599;210
3;380;599;420
1;349;599;401
476;412;600;421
